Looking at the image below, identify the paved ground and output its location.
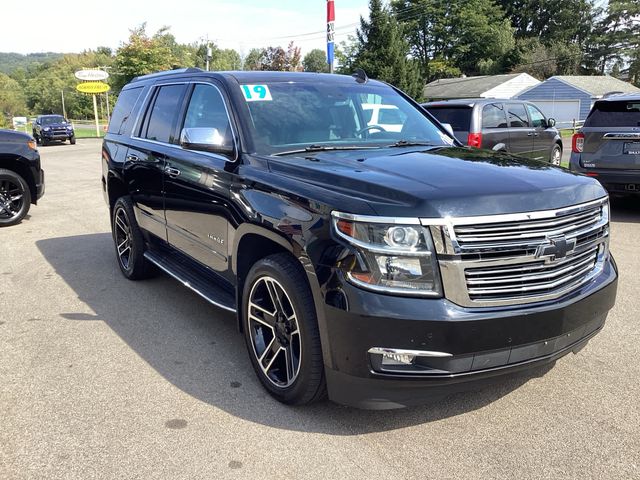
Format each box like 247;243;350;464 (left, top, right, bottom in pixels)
1;139;639;480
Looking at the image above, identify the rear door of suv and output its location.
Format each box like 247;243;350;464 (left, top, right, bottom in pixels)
480;102;509;151
578;99;640;170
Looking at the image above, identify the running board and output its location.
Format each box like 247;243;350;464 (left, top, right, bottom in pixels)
144;250;237;313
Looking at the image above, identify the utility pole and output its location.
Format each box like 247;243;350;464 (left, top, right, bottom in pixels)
61;89;67;119
327;0;335;73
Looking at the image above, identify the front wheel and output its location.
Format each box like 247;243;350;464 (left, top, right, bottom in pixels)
0;169;31;227
243;253;326;405
550;144;562;166
69;136;76;145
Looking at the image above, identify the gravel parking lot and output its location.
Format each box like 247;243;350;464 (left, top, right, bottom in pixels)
1;139;638;480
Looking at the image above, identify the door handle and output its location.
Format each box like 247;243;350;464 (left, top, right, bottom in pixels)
126;153;140;162
165;166;181;178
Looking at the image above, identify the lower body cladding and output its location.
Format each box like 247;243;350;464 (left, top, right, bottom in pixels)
321;259;617;409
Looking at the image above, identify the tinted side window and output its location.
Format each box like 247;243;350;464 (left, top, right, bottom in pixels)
108;87;143;135
379;107;407;125
144;84;187;143
507;104;530;128
584;100;640;127
482;104;507;128
526;105;546;128
183;84;231;134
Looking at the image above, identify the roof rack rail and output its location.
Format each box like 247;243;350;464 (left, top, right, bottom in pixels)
131;67;204;83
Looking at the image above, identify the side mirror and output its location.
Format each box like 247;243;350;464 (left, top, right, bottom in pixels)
441;123;455;137
180;127;235;159
547;118;556;128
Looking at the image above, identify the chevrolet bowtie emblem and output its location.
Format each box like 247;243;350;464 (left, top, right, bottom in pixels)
536;235;576;261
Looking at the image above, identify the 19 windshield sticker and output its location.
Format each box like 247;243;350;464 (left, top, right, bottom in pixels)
241;85;273;102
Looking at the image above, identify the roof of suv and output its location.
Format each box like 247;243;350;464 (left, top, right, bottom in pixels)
131;68;386;86
595;92;640;102
422;98;524;107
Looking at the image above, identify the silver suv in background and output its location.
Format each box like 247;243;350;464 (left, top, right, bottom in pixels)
570;94;640;196
422;99;563;165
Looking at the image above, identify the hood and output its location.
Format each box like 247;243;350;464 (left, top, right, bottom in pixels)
266;147;607;218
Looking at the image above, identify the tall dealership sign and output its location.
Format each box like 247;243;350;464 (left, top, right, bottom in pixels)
75;69;110;137
327;0;335;73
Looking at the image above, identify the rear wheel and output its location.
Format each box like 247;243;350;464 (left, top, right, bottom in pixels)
243;253;326;405
0;169;31;227
550;144;562;166
111;196;155;280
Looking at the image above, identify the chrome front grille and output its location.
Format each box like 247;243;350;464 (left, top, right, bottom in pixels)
423;198;610;307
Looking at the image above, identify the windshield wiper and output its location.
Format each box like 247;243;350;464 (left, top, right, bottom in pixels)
272;144;382;156
386;140;438;148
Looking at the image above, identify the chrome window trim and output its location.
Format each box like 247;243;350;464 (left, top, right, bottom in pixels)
130;80;239;163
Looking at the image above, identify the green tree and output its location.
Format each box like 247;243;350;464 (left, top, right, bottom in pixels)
303;49;330;73
392;0;515;81
0;73;27;126
335;36;359;74
112;24;193;91
353;0;422;99
243;48;264;70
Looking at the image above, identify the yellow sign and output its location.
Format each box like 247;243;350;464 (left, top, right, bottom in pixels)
76;81;110;94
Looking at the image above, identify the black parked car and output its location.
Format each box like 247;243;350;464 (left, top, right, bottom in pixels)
0;129;45;226
32;114;76;146
422;99;563;165
102;69;617;409
570;94;640;196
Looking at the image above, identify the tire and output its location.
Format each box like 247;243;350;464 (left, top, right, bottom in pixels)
0;169;31;227
111;196;155;280
69;136;76;145
41;136;48;147
243;253;326;405
34;133;41;145
550;144;562;166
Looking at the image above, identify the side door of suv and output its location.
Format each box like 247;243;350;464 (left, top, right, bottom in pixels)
526;103;555;161
480;102;509;151
126;82;189;241
506;103;535;158
162;81;237;277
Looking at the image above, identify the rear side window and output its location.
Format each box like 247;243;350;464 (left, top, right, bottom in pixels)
426;106;471;131
507;104;530;128
482;104;507;128
526;105;546;128
143;84;187;143
108;87;143;135
584;100;640;127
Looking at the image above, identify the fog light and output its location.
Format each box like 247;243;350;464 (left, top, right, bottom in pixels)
382;352;415;365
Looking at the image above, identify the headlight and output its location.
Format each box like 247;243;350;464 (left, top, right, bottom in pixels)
43;127;51;131
332;212;442;296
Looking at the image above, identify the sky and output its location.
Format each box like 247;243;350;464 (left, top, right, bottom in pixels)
2;0;370;56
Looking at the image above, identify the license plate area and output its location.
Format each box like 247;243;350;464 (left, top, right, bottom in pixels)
623;142;640;155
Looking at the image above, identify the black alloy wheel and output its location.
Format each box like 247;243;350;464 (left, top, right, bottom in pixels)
0;169;31;227
111;196;155;280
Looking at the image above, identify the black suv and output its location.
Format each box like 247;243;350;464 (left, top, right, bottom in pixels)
102;69;617;409
423;99;563;165
32;114;76;146
0;129;45;226
570;94;640;195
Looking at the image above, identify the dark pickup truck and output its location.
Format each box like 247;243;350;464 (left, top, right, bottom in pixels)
0;129;45;226
32;114;76;146
102;69;617;409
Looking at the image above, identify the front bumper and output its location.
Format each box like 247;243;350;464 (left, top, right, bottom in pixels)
321;257;618;409
42;131;73;140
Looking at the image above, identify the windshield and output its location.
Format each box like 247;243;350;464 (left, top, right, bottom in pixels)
240;81;454;155
41;116;66;125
